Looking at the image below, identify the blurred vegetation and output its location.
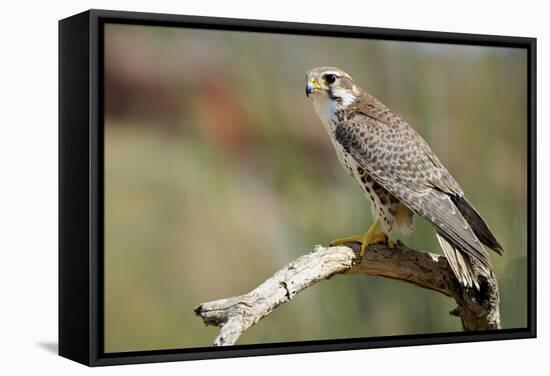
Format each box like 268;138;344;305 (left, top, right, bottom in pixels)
103;24;528;352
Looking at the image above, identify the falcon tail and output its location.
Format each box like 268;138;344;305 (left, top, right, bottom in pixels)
436;233;485;289
451;195;504;255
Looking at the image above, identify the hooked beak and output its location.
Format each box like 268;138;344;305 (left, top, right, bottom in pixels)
306;79;321;97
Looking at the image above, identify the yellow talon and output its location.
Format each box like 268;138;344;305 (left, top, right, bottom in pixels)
370;232;387;244
330;219;392;256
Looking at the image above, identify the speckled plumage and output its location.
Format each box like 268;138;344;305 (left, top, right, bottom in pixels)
306;67;503;288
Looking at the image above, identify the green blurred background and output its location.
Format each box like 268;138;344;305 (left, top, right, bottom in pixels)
103;23;528;353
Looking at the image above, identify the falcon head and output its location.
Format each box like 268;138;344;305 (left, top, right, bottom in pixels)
305;67;362;110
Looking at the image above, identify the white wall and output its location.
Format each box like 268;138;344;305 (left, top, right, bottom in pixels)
0;0;546;374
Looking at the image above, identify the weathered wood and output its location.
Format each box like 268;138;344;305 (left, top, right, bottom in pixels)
195;241;500;346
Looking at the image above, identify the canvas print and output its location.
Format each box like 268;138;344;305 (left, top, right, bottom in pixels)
103;23;528;352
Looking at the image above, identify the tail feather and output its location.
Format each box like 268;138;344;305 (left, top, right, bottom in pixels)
436;233;488;289
451;195;504;255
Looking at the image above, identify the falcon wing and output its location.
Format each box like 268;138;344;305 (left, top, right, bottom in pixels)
334;113;492;284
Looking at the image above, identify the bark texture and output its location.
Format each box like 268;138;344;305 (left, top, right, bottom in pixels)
195;241;500;346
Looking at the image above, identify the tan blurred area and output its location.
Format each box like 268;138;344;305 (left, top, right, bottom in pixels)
103;23;528;352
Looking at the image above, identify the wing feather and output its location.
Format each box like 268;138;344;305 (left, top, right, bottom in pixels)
334;113;492;276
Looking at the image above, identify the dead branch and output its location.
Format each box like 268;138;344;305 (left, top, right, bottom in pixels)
194;242;500;346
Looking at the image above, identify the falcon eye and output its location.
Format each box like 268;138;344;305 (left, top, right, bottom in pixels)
324;74;337;84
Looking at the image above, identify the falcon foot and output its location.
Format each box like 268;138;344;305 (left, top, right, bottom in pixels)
377;232;396;249
330;219;391;256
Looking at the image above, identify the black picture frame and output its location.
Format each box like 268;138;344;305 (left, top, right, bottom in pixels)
59;8;537;367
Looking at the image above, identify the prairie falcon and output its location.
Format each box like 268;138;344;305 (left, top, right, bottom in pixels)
305;66;503;288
